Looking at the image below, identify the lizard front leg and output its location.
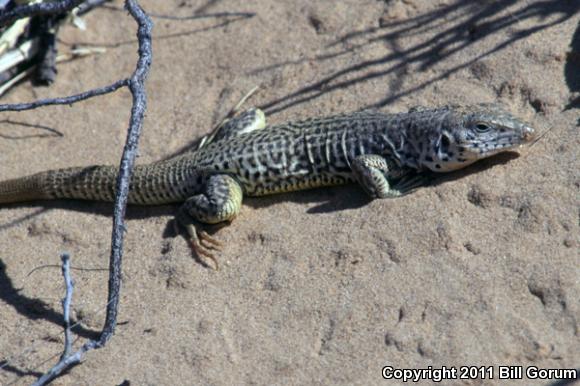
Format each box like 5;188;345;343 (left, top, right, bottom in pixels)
177;174;243;269
351;154;426;198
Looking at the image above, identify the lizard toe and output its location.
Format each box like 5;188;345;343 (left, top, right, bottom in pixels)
189;239;220;270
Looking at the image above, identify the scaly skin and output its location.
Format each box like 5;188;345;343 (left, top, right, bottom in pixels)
0;104;535;268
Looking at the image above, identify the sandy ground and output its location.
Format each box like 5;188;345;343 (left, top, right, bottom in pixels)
0;0;578;385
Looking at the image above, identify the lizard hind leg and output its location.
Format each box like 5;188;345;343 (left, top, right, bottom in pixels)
199;86;266;148
209;108;266;143
177;174;243;269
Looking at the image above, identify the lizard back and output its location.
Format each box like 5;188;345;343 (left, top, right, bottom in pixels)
193;110;423;196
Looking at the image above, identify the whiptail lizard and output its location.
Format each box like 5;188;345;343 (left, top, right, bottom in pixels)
0;102;535;268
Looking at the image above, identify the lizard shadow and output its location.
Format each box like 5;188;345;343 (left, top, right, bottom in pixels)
0;202;183;262
0;200;177;232
422;151;522;188
245;185;371;214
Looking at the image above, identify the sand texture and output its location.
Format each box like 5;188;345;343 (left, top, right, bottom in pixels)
0;1;578;385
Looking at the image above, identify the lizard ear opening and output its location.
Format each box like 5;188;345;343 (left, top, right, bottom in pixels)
435;133;455;162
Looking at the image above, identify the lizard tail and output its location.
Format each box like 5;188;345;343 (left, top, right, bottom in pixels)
0;162;192;205
0;173;51;203
0;166;119;204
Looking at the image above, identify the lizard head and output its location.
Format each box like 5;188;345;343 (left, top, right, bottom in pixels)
420;104;536;172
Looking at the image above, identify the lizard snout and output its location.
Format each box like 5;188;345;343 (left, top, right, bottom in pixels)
521;125;536;142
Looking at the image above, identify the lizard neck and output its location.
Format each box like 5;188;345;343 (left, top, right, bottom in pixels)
379;109;451;171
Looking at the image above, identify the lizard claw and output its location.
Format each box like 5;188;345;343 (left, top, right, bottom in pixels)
393;173;430;195
182;223;221;270
199;230;223;249
189;238;220;271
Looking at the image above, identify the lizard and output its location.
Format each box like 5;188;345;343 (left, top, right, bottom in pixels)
0;101;536;269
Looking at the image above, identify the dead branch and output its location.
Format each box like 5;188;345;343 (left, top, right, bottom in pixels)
0;0;84;27
0;0;152;384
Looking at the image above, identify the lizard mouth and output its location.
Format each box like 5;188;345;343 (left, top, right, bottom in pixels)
471;125;536;157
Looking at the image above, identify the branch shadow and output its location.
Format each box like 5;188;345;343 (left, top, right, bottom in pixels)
255;0;578;115
0;259;100;342
60;4;255;49
564;18;580;111
60;15;253;49
0;360;43;381
0;119;63;140
101;0;231;16
547;372;580;386
0;207;181;354
148;11;255;21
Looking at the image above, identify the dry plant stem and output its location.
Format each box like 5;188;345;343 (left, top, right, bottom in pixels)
0;0;153;384
0;17;31;56
0;60;24;83
59;253;74;360
0;66;35;96
0;0;109;91
0;38;39;74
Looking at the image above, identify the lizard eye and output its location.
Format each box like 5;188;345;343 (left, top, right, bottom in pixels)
474;122;492;133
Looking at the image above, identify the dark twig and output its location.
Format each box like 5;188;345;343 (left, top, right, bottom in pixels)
0;0;153;384
0;0;84;26
0;78;128;112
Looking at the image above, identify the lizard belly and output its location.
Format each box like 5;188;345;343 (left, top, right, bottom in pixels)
242;170;355;196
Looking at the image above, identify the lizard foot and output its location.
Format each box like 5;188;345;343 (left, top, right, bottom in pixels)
177;174;243;269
